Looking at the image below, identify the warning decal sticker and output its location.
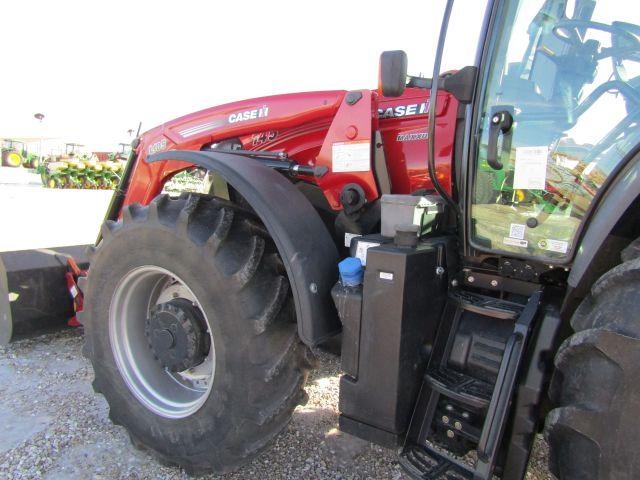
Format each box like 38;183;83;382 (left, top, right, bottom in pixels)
513;146;548;190
332;141;370;173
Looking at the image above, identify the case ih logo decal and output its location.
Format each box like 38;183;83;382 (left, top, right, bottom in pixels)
378;101;430;119
228;106;269;124
177;106;268;138
148;138;167;155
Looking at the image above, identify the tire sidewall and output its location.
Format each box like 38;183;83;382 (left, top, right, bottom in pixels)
87;220;255;461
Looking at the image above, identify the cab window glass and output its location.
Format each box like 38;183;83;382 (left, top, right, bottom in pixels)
472;0;640;260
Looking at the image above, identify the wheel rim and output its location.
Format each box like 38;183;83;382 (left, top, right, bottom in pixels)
7;152;22;167
109;265;216;419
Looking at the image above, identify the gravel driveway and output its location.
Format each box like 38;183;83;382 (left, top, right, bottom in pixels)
0;329;553;479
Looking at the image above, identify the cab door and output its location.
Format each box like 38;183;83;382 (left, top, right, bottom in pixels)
468;0;640;263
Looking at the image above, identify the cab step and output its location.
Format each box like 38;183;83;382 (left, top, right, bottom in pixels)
425;367;492;410
402;444;475;480
400;290;542;480
451;290;524;320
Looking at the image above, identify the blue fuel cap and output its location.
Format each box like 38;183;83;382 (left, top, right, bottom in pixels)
338;257;363;286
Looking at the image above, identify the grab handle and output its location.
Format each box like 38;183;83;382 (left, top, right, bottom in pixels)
487;107;514;170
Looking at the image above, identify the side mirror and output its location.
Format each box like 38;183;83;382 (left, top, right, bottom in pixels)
378;50;407;97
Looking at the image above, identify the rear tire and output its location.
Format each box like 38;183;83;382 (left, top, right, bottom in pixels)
81;193;313;474
2;151;22;168
474;171;497;204
545;253;640;479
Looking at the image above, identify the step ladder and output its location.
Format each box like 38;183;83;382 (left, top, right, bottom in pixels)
400;290;541;480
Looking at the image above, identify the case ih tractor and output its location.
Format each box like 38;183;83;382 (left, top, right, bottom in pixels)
3;0;640;478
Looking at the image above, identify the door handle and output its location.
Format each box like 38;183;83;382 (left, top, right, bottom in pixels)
487;107;514;170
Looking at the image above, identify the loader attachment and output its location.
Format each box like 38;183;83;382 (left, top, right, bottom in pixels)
0;245;89;345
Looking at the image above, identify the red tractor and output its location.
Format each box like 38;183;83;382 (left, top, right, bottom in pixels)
3;0;640;478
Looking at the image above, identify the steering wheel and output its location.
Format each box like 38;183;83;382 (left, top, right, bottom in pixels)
553;20;640;74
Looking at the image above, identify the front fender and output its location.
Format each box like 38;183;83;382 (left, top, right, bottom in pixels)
147;150;340;346
565;153;640;315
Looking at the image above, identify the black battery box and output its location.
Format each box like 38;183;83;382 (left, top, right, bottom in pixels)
336;235;456;447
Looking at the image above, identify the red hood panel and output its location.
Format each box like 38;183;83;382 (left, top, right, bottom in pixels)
153;91;346;145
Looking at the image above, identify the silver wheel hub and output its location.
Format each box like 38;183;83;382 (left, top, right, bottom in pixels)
109;266;215;419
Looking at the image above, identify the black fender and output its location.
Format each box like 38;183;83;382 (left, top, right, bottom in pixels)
148;150;340;347
568;153;640;297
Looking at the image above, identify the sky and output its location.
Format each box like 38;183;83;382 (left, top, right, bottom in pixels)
0;0;488;152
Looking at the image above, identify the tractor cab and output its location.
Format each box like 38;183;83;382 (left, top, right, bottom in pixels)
117;142;131;159
469;0;640;264
341;1;640;478
2;139;27;155
64;143;84;158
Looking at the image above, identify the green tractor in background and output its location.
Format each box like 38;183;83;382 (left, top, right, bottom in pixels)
24;151;41;169
2;139;26;168
1;139;42;168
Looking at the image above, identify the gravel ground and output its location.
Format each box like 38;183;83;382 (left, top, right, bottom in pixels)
0;329;553;479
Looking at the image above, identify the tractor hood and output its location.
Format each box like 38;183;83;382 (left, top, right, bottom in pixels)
142;90;348;154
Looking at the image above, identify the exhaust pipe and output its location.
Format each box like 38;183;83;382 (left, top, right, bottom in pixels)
0;245;89;345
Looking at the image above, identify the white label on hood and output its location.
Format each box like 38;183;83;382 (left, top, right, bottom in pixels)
332;141;370;172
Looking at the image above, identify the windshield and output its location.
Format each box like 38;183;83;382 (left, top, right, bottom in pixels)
471;0;640;262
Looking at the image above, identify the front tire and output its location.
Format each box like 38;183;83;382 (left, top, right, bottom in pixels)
474;170;497;204
82;193;312;474
545;253;640;479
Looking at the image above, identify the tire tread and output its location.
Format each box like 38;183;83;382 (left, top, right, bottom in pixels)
83;193;311;474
